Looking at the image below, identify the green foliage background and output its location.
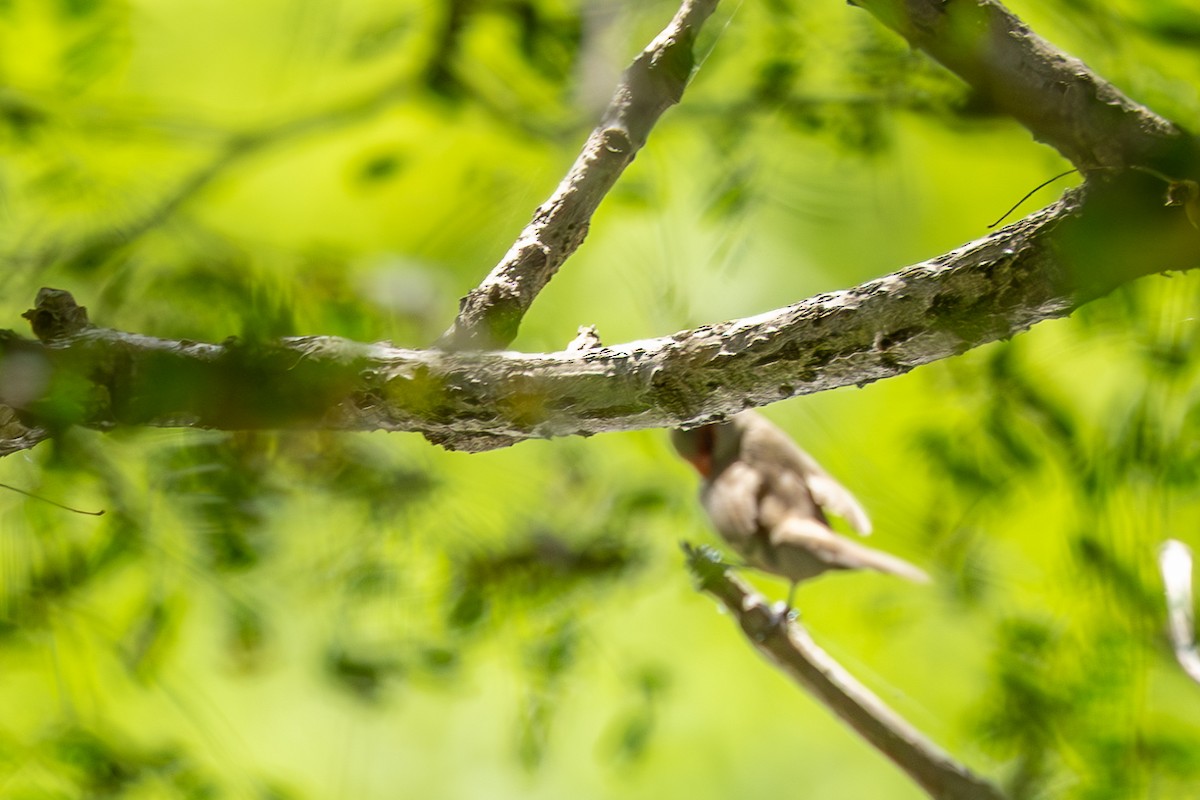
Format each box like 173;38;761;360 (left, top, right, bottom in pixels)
2;0;1200;798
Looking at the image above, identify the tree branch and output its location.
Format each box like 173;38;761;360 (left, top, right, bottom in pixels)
436;0;721;351
5;1;1194;457
850;0;1192;173
682;545;1007;800
1;170;1195;454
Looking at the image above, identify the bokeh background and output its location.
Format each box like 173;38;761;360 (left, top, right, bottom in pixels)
2;0;1200;797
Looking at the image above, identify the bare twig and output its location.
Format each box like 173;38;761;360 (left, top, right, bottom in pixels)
850;0;1188;172
0;482;104;515
682;544;1006;800
1159;540;1200;686
436;0;721;351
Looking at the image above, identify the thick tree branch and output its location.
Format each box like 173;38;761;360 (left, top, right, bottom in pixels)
5;1;1193;458
1;172;1195;454
682;545;1006;800
851;0;1193;173
436;0;720;351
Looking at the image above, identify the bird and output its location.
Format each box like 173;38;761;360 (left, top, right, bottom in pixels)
671;410;928;611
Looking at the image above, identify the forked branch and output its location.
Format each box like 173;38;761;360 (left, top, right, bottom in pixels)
437;0;721;351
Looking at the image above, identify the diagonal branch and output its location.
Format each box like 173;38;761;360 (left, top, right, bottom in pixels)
436;0;721;352
2;169;1196;454
850;0;1191;172
682;545;1007;800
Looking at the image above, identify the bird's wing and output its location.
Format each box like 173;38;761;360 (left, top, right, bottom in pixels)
737;412;872;536
788;447;873;536
770;517;851;562
701;461;763;543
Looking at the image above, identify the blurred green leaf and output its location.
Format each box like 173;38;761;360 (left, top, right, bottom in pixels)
0;1;1199;798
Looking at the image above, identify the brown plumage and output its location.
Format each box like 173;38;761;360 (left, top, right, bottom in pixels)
672;411;928;599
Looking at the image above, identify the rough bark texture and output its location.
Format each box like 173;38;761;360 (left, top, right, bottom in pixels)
2;172;1195;454
436;0;720;351
1;0;1197;458
2;3;1197;794
683;545;1007;800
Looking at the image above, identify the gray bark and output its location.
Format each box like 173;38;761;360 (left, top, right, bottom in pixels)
4;171;1194;454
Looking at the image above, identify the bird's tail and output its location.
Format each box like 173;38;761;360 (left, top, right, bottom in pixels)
857;545;930;583
774;517;931;583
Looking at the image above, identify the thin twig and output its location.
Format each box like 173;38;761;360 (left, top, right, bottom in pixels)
436;0;722;351
683;544;1007;800
0;483;104;516
987;169;1079;228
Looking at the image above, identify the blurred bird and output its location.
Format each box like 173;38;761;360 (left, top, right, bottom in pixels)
671;411;928;610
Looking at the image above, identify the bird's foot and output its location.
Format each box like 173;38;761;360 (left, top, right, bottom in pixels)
769;601;798;628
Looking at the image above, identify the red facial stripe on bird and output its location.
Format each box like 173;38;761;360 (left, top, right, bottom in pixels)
688;426;716;477
687;450;713;477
